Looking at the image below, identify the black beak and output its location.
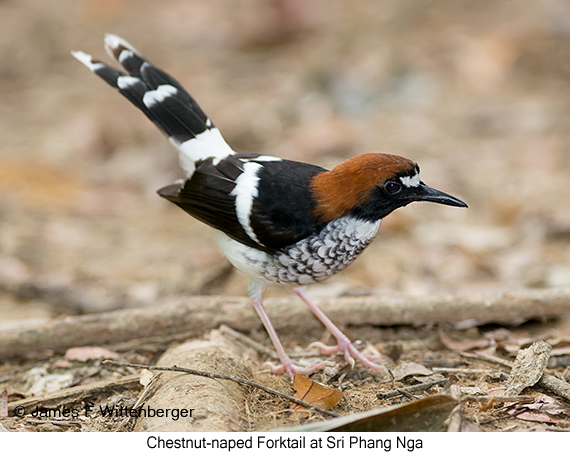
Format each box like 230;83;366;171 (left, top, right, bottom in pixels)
411;184;468;208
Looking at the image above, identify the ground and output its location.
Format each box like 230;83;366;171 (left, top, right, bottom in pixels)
1;0;570;432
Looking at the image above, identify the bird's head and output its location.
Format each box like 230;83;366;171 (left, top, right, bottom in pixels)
311;153;467;222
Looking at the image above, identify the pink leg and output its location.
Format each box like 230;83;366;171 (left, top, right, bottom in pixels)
292;287;387;374
249;281;327;378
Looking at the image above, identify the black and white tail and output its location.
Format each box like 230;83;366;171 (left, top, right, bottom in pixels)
72;34;234;175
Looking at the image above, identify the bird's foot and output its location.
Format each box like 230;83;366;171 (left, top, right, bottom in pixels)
311;338;388;374
291;287;388;375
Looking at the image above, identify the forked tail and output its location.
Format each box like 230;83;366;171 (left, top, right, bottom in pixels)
72;35;234;175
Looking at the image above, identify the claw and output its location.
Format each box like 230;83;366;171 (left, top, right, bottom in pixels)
345;351;355;368
293;287;389;375
251;282;389;378
310;339;387;373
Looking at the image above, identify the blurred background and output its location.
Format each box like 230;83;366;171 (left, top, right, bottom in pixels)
1;0;570;322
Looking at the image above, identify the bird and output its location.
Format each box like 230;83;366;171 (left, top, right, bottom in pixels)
72;35;467;378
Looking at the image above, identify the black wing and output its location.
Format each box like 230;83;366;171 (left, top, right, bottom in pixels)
158;155;327;252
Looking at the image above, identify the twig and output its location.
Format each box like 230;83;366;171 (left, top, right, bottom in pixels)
103;360;340;418
538;374;570;402
396;388;418;399
545;426;570;432
479;407;529;424
26;419;81;426
377;378;449;399
432;367;495;374
458;395;535;404
458;352;513;368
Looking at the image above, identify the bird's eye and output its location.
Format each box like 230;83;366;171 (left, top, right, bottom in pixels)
384;181;402;194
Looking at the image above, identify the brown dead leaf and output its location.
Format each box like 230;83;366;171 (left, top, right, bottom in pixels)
289;375;343;419
64;346;119;362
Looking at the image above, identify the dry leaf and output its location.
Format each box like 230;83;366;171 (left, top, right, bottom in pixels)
391;362;433;381
290;375;343;419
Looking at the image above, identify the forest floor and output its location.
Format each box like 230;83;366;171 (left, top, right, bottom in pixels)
1;0;570;432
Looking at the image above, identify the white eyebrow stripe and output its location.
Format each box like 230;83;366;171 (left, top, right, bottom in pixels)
400;174;421;187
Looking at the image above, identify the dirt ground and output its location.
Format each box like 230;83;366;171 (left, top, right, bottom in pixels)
1;0;570;432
